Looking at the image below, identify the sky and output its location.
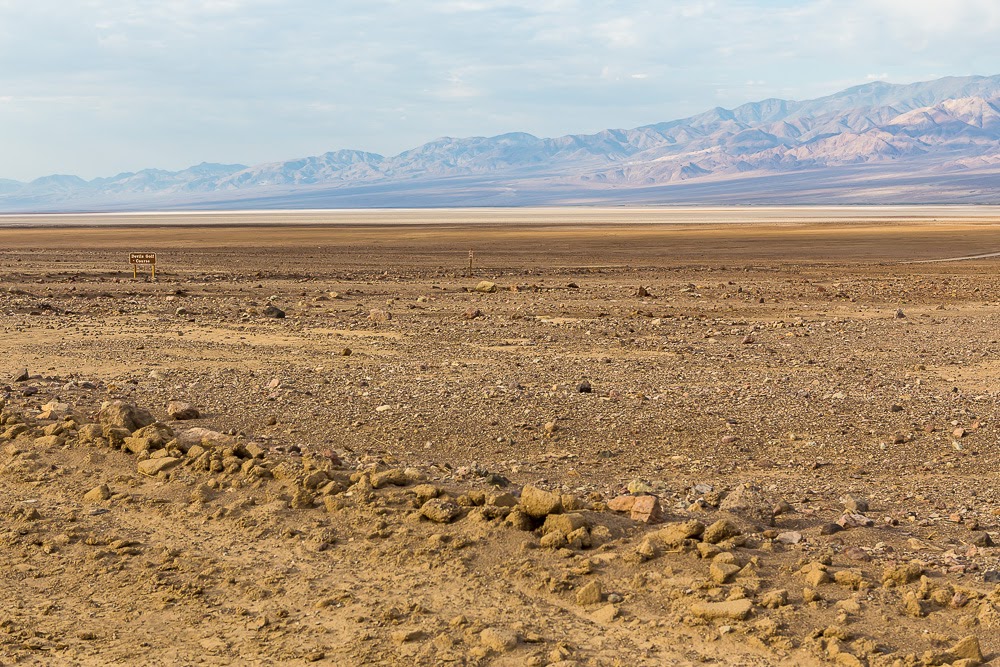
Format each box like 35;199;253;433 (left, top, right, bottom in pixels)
3;0;1000;181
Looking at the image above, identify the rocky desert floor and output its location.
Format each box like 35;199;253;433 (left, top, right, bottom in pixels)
2;209;1000;666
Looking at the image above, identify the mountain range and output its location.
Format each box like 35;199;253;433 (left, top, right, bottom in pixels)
4;74;1000;211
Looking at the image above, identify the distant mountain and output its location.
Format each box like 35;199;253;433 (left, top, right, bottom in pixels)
4;74;1000;211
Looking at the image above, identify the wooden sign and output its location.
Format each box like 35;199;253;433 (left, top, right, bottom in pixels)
129;252;156;278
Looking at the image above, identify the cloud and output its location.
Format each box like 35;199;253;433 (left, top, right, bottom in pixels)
2;0;1000;180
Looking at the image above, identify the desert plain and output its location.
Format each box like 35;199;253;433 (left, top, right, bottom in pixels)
2;207;1000;666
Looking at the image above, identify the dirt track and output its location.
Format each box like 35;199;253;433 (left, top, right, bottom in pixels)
2;210;1000;666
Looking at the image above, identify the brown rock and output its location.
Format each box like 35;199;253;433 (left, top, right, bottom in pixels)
83;484;111;502
575;580;603;606
702;519;742;544
519;485;562;518
98;401;155;433
421;498;461;523
167;401;200;420
607;495;637;512
474;281;497;293
690;598;753;621
630;495;662;523
656;520;706;545
719;483;774;526
479;627;517;653
137;457;181;476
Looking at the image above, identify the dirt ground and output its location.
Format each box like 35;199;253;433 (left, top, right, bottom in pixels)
2;209;1000;666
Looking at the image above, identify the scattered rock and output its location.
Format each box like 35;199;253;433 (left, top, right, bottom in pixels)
629;495;662;523
690;599;754;621
719;483;774;526
263;304;286;318
840;494;869;513
474;281;497;293
98;401;155;433
137;457;181;476
167;401;200;420
702;519;742;544
519;485;562;518
421;498;461;523
575;580;602;606
83;484;111;502
480;627;517;653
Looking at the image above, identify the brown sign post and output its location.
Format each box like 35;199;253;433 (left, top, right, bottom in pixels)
129;252;156;279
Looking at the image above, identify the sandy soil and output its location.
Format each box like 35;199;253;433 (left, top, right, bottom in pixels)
2;210;1000;666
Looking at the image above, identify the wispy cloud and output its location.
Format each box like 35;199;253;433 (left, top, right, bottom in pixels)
2;0;1000;180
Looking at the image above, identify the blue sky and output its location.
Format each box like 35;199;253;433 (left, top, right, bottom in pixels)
3;0;1000;181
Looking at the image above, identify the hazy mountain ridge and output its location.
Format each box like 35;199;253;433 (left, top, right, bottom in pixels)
5;74;1000;210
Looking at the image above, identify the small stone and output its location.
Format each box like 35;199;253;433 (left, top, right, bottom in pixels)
262;304;285;318
474;281;497;293
540;531;568;549
836;513;874;529
167;401;200;420
12;368;29;383
368;308;391;322
519;485;562;518
776;531;802;545
98;400;155;433
630;495;662;523
83;484;111;502
719;483;774;526
820;523;843;535
463;307;482;320
541;513;589;536
950;635;984;663
690;598;753;621
371;468;408;489
391;629;424;643
702;519;742;544
894;308;906;319
844;547;872;562
577;380;592;393
840;494;869;513
137;457;181;476
505;508;534;531
575;580;603;606
969;531;994;547
656;519;706;545
591;604;618;624
480;627;517;653
607;495;636;512
421;498;461;523
833;570;866;590
882;561;923;587
760;589;788;609
710;562;741;584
